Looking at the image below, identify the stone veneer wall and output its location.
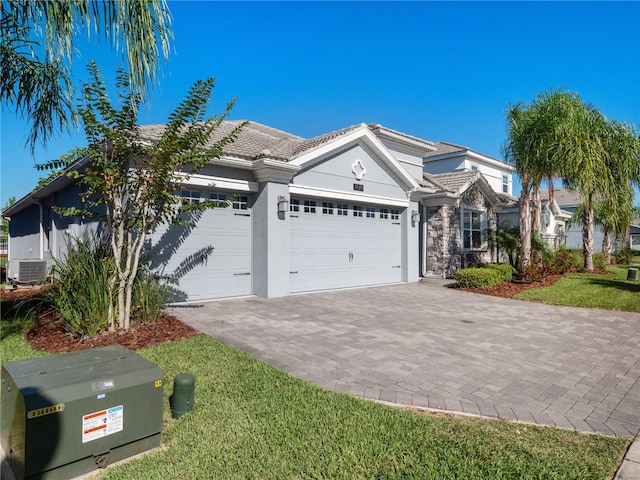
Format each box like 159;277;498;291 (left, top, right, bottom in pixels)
425;184;497;278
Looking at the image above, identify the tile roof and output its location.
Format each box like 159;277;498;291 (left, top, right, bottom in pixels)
539;187;582;207
423;141;469;158
291;124;363;157
138;121;305;161
367;124;436;150
426;171;478;193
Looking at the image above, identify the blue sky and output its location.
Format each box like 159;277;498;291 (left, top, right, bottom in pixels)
2;1;639;208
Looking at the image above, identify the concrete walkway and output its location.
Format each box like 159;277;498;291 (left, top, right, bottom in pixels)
172;280;640;439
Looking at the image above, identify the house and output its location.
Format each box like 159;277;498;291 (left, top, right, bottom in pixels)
4;121;517;300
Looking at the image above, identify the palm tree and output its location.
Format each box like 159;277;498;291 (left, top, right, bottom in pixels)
503;103;534;270
0;0;173;150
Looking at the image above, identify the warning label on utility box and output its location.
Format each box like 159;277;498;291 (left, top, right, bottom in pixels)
82;405;123;443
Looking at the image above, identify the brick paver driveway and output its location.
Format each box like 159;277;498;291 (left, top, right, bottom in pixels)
172;280;640;437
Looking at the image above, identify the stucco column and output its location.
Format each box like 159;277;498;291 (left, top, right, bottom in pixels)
402;199;420;283
251;159;298;298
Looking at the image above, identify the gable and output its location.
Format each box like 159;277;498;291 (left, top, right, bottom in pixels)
291;142;408;202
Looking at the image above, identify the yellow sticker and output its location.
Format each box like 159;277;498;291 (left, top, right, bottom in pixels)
27;404;65;419
154;380;163;388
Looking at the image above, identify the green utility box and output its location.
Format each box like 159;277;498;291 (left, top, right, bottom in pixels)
1;345;164;480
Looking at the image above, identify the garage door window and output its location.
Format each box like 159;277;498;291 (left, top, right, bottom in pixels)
290;198;300;212
337;204;348;216
209;192;227;201
181;190;201;204
353;205;363;217
379;208;389;219
233;196;249;210
390;209;400;220
322;202;334;214
365;207;376;218
304;200;316;213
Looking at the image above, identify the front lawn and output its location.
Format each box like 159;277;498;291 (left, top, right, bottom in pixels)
515;265;640;311
0;312;629;479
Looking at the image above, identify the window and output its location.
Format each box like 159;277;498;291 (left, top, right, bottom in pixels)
337;204;348;216
462;209;484;250
209;192;227;202
379;208;389;219
390;209;400;220
303;200;316;213
181;190;201;204
353;205;363;217
232;195;248;210
322;202;334;214
502;175;509;193
471;164;479;172
290;198;300;212
365;206;376;218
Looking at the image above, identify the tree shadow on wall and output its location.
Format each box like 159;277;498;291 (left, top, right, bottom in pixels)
143;211;214;303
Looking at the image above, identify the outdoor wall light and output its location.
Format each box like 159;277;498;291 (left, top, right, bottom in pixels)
277;195;289;214
411;210;420;226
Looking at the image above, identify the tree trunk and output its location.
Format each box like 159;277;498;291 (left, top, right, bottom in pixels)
519;176;532;272
582;200;595;271
602;230;612;265
532;182;542;234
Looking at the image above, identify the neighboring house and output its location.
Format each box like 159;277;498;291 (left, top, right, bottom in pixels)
423;141;513;196
629;223;640;251
3;121;520;298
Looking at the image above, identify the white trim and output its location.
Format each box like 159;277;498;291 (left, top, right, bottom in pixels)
289;184;409;208
176;173;259;192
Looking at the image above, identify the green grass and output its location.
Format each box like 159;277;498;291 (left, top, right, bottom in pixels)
0;306;629;479
515;265;640;311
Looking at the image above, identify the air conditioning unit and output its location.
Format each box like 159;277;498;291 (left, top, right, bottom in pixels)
7;260;48;285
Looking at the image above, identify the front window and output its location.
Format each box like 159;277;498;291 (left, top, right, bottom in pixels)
462;209;483;250
502;175;509;193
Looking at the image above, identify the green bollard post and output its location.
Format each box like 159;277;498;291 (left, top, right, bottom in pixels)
171;373;195;419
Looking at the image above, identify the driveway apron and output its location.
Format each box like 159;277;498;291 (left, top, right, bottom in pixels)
171;280;640;438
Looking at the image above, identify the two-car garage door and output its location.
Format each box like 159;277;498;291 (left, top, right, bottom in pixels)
289;197;403;293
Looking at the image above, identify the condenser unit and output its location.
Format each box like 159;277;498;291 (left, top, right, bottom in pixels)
1;345;164;479
7;260;48;285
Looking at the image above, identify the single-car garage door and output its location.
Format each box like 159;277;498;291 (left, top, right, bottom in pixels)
150;190;252;301
289;197;402;293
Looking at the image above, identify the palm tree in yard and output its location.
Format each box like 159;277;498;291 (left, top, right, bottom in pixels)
555;101;639;270
0;0;173;150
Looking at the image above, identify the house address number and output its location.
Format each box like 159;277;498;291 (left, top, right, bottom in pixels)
353;183;364;192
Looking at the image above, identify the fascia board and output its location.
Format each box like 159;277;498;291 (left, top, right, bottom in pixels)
289;184;409;208
212;155;255;170
466;151;514;171
370;127;436;154
3;155;90;217
176;172;259;192
290;126;420;191
421;192;459;207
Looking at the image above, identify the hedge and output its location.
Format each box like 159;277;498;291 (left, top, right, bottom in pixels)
454;264;514;288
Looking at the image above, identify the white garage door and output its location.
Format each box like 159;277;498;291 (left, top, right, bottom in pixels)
151;191;252;301
289;198;402;293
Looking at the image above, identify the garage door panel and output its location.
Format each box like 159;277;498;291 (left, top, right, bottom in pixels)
290;198;402;293
148;195;252;301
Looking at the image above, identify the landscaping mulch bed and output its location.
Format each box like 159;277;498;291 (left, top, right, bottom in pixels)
457;268;612;298
2;286;201;354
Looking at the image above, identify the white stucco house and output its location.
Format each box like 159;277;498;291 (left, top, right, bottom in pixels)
4;121;518;300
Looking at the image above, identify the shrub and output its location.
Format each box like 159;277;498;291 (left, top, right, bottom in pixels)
48;236;114;338
547;247;581;274
454;268;504;288
593;253;606;269
485;263;516;282
132;270;167;323
615;248;637;265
